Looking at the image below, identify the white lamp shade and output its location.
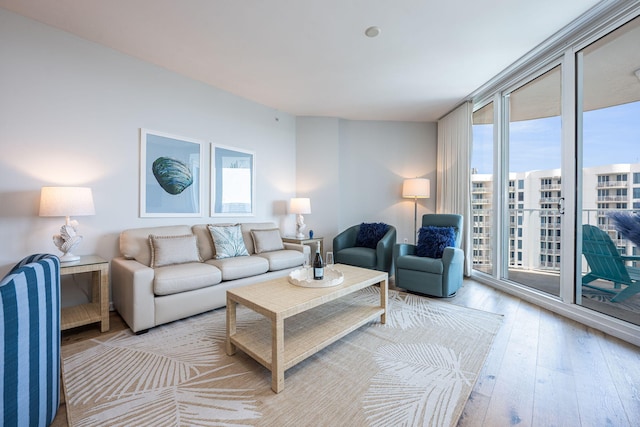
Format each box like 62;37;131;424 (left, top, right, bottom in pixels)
289;197;311;214
39;187;96;217
402;178;430;199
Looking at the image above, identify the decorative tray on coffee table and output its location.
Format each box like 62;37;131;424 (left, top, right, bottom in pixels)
288;268;344;288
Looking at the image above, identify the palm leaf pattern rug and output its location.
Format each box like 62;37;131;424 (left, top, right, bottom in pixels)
62;288;502;426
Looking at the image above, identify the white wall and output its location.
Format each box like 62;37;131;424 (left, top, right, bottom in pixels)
0;9;298;276
296;118;437;249
0;9;437;302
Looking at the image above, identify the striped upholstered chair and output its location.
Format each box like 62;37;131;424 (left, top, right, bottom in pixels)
0;254;61;426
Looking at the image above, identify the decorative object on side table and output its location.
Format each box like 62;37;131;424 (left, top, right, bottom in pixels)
289;197;311;238
608;211;640;247
309;229;314;239
39;186;95;262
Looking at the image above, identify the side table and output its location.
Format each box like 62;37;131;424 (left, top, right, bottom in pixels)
60;255;110;332
282;236;324;256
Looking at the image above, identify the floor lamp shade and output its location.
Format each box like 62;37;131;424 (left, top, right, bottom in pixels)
39;187;96;262
402;178;430;199
403;179;430;244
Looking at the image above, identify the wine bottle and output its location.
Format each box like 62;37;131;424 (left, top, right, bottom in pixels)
313;242;324;280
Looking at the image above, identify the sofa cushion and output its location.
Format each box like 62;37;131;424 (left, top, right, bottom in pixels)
192;223;231;261
416;226;456;258
255;249;304;271
240;222;280;255
251;228;285;253
153;262;222;296
120;225;192;267
355;222;390;249
208;224;249;259
206;255;269;281
149;234;202;268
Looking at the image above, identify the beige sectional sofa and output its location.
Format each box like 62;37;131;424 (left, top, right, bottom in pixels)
111;222;308;333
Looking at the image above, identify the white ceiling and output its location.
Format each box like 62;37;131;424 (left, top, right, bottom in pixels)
0;0;603;122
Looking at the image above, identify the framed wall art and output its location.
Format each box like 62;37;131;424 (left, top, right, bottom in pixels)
140;129;204;217
210;144;255;216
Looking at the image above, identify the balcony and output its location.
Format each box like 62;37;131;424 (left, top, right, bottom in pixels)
540;183;562;190
597;195;628;202
471;207;640;327
596;180;628;188
539;197;561;203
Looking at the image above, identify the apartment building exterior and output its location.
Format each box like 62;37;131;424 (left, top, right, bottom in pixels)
471;163;640;273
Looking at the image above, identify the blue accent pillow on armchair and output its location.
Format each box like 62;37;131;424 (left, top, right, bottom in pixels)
417;226;456;258
355;222;390;249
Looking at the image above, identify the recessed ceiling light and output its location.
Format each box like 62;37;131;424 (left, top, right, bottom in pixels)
365;26;381;38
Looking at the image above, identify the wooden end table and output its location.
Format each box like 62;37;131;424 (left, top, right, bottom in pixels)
282;236;324;255
60;255;110;332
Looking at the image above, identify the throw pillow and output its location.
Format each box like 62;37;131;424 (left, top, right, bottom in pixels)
416;226;456;258
148;234;202;268
208;224;249;259
251;228;284;253
355;222;390;249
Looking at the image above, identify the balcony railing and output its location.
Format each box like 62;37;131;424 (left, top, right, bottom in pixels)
597;195;627;202
596;180;628;188
471;208;638;274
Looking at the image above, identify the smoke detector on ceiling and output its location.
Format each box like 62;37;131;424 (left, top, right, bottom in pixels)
365;26;381;38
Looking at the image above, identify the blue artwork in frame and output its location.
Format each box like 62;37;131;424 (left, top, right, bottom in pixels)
140;129;204;217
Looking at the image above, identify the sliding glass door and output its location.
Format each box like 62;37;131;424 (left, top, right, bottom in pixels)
576;16;640;325
470;7;640;336
504;66;564;298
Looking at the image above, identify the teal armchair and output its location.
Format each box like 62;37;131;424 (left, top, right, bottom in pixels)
333;223;397;273
393;214;464;297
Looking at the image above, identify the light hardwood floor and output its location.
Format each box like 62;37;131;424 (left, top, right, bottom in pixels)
53;278;639;426
450;279;640;427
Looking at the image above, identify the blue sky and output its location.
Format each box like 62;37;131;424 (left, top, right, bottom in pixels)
472;101;640;174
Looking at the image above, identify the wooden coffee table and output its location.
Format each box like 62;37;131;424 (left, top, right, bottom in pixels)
225;264;388;393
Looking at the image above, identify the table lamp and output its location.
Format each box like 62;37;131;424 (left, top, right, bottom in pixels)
289;197;311;238
39;186;95;262
402;178;430;244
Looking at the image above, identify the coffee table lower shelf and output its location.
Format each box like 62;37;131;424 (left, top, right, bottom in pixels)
226;263;388;393
229;304;384;373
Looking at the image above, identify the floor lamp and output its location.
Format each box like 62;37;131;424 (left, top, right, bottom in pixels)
402;178;430;244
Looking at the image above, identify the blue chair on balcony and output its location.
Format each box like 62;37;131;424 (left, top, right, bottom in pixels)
582;224;640;302
393;214;464;297
1;254;61;426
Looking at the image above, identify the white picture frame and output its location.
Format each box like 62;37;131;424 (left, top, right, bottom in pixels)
210;144;255;216
140;128;204;217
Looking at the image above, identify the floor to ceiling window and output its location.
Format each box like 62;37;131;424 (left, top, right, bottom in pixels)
504;66;563;298
470;4;640;336
471;102;494;276
577;15;640;325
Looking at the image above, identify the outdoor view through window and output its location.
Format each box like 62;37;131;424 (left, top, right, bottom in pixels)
471;15;640;326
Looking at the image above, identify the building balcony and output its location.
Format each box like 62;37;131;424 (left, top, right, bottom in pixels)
596;181;628;188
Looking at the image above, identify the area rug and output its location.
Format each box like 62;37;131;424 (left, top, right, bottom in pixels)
61;287;503;426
